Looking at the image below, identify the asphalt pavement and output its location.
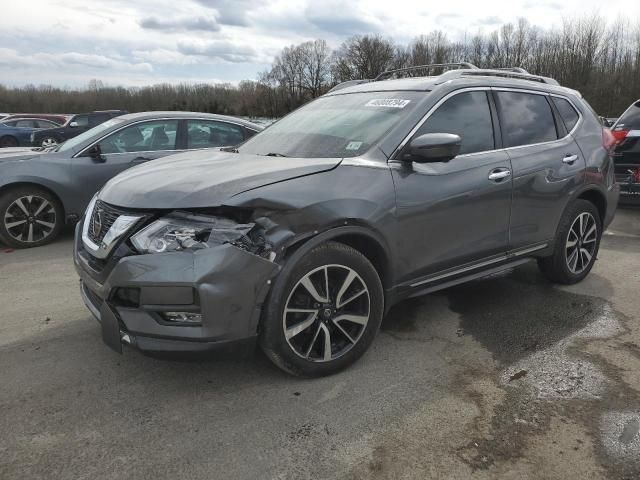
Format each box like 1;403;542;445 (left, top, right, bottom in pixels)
1;208;639;479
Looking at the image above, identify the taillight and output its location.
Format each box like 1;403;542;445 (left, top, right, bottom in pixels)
602;128;616;150
612;128;630;144
629;168;640;184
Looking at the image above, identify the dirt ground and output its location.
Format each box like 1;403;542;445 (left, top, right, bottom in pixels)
1;208;639;479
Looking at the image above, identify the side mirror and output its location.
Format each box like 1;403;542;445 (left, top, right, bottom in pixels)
404;133;462;163
88;144;105;163
69;121;79;128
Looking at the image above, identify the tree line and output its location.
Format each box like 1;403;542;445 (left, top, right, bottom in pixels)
1;15;638;118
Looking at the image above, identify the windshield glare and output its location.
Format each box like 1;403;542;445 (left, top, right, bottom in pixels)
238;91;422;158
57;117;126;152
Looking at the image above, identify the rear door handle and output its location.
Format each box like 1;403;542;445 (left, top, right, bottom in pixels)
562;154;578;164
488;168;511;181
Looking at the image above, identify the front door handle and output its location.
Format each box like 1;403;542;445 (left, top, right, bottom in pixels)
132;156;151;163
488;168;511;181
562;154;578;164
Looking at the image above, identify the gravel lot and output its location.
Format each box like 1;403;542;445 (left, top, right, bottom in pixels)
1;208;639;479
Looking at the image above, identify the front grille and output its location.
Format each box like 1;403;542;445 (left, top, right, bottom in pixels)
87;200;137;245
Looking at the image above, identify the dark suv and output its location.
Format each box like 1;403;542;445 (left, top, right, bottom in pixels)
611;99;640;203
74;64;619;377
31;110;127;148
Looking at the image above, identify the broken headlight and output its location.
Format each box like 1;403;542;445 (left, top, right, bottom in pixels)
131;212;255;254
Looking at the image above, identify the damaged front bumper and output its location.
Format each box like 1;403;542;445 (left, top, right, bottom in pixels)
73;222;279;354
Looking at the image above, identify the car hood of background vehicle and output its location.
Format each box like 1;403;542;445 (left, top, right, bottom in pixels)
99;150;343;209
0;147;47;160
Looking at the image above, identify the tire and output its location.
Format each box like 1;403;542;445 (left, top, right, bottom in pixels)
0;186;63;248
40;136;59;148
260;241;384;377
537;199;602;284
0;136;18;148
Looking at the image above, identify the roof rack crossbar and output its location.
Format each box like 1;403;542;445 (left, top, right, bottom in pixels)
374;62;478;81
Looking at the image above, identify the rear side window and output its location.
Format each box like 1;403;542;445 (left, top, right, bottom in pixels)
616;101;640;129
552;97;580;132
414;91;495;155
495;92;558;147
187;120;245;149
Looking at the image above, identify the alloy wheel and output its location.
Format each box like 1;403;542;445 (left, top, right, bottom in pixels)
283;264;370;362
4;195;57;244
41;137;58;148
565;212;597;274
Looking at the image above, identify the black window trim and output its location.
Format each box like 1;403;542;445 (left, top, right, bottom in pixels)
392;86;583;160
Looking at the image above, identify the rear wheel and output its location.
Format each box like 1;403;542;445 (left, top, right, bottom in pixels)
538;199;601;284
260;241;384;377
0;187;63;248
0;136;18;148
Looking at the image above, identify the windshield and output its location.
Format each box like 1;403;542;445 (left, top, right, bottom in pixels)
238;91;422;158
56;117;126;152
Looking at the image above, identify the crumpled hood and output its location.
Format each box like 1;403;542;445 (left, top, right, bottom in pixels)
99;149;342;209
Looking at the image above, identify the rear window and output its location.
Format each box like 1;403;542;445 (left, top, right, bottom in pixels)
495;92;558;147
552;97;580;132
616;101;640;129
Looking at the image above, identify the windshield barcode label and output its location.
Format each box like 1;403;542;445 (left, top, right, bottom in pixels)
365;99;411;108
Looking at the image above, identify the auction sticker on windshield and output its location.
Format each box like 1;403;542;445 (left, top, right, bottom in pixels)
365;99;411;108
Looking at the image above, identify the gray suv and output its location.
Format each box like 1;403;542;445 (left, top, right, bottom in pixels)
74;64;619;377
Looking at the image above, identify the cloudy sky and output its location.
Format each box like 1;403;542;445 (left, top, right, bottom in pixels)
1;0;638;88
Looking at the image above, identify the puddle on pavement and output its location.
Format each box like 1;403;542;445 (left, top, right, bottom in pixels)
438;263;640;476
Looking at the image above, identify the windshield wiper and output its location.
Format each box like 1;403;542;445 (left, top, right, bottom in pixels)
264;152;288;157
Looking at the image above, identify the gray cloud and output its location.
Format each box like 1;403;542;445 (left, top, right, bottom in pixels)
139;16;221;32
305;5;381;36
193;0;257;26
477;15;503;26
177;40;257;63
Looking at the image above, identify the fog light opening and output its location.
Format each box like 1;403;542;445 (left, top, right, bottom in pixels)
161;312;203;325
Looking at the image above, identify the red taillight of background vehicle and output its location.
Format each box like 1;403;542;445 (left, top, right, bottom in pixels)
612;128;630;144
602;128;617;150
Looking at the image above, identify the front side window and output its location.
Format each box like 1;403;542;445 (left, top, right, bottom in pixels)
552;97;580;132
98;120;178;154
413;91;495;155
496;92;558;147
616;100;640;129
73;115;89;127
187;120;245;149
238;91;423;158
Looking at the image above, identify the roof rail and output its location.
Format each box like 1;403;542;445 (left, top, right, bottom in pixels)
492;67;529;74
327;79;372;93
374;62;478;81
447;69;560;86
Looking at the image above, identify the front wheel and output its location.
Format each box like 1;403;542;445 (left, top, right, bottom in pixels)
0;187;63;248
40;136;59;148
260;241;384;377
538;199;602;284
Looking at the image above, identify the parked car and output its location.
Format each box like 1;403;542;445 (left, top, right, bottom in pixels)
2;113;69;125
31;110;128;148
0;112;262;247
611;100;640;204
73;64;619;377
0;118;60;147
